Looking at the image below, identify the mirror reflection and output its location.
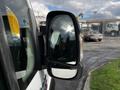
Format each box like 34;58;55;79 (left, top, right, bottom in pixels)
48;15;77;65
51;68;77;79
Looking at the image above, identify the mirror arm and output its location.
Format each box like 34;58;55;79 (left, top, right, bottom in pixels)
47;60;77;69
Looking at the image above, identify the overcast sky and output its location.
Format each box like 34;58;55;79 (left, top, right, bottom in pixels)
30;0;120;19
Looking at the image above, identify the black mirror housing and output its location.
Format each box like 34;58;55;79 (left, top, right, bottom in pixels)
46;11;82;80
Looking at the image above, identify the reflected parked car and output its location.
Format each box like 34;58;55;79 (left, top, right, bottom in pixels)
84;31;103;42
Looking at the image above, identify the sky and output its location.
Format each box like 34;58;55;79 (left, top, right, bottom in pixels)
30;0;120;19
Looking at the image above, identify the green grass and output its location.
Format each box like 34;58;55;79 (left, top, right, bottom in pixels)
90;59;120;90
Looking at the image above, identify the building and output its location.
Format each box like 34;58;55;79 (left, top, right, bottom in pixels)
79;19;120;36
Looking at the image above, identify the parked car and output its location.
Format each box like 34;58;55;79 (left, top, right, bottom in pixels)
84;31;103;42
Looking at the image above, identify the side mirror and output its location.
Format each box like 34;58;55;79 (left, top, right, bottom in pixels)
46;11;82;79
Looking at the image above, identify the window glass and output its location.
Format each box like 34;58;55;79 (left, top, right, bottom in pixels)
0;0;38;89
2;7;35;88
0;0;29;27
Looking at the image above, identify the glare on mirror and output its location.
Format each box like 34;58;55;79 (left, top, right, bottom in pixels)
51;68;77;79
48;15;77;65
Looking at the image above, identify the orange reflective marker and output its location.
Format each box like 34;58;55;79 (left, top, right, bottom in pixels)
6;7;20;38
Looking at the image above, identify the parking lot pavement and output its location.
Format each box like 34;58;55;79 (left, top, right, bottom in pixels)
83;37;120;72
51;37;120;90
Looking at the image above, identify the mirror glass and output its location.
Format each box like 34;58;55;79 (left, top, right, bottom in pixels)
48;15;77;65
51;68;77;79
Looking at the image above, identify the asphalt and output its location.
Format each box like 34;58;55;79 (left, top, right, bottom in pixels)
50;37;120;90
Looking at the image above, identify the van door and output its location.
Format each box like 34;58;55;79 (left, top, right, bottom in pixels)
2;9;38;90
0;5;48;90
0;0;51;89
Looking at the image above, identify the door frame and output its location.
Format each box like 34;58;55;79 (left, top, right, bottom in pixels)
0;15;20;90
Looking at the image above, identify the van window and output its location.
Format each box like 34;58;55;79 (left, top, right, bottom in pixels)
2;11;35;89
